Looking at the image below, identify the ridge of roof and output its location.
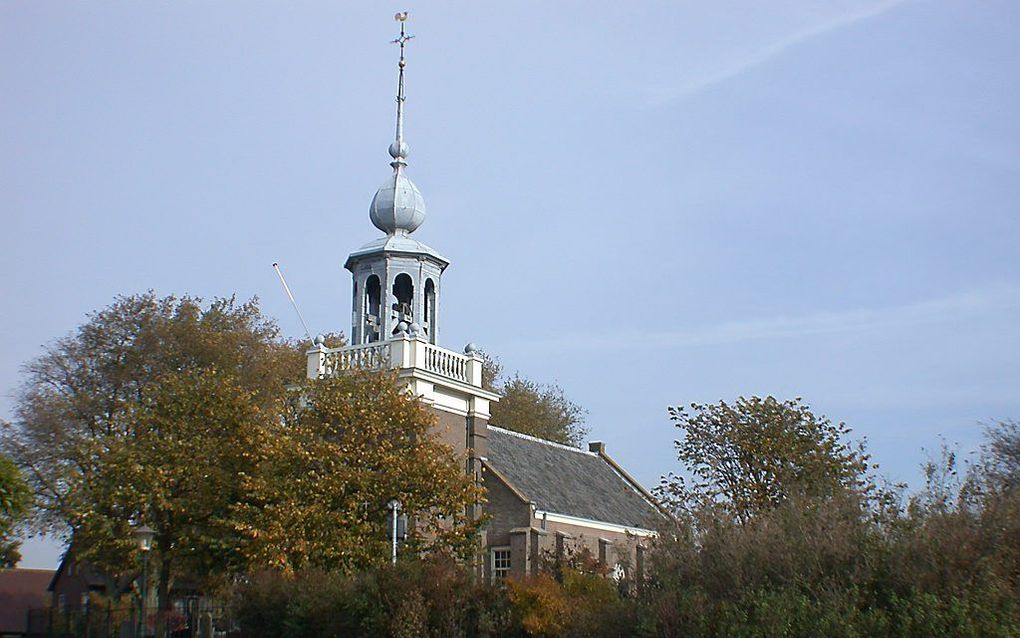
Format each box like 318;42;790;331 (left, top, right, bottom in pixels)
487;425;597;456
596;450;670;519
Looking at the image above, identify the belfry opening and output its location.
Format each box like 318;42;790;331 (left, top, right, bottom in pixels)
392;273;414;332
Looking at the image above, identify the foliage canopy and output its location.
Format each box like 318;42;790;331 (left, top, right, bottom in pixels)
0;452;31;567
645;419;1020;638
4;293;295;580
236;371;483;573
658;396;872;521
2;292;481;630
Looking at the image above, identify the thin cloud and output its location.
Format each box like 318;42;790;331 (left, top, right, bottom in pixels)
652;0;911;104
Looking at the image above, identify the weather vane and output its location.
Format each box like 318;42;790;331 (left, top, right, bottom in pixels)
389;12;413;165
392;12;414;55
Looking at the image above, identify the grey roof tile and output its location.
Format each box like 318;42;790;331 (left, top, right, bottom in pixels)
486;426;662;530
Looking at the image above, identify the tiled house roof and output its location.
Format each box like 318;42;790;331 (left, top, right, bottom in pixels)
485;426;663;530
0;569;54;634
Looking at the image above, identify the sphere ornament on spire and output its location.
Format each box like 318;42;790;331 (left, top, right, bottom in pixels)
369;172;426;235
370;11;425;236
388;140;409;160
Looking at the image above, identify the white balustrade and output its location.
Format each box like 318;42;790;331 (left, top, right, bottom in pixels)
320;342;392;376
311;337;479;386
422;343;469;383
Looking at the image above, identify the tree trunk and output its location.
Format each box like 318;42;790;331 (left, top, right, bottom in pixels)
154;554;171;638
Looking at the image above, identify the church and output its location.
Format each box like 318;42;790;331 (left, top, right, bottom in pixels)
305;15;663;582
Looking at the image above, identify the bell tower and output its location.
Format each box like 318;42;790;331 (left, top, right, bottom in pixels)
307;14;500;574
346;14;447;346
309;11;498;459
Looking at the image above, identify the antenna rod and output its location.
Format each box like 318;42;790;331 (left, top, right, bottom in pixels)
272;262;314;343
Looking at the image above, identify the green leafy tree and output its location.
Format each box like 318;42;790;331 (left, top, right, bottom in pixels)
0;452;31;567
658;396;872;522
236;370;483;573
480;352;588;448
644;411;1020;637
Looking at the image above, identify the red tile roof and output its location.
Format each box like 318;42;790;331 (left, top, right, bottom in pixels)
0;569;54;634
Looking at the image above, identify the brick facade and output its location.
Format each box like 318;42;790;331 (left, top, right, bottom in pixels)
477;427;661;583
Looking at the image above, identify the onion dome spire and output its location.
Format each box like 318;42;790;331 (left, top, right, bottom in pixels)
369;12;426;236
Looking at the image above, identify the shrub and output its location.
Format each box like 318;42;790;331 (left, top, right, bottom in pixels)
235;556;512;638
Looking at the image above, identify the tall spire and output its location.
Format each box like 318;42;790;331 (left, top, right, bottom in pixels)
389;12;413;168
369;11;426;236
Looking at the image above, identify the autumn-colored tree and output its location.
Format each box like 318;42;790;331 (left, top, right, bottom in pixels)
4;292;485;631
2;293;299;635
503;565;632;638
479;350;504;393
480;352;588;448
658;396;872;522
236;370;483;572
0;452;31;567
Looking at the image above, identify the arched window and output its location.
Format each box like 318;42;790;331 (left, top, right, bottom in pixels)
392;273;414;317
365;275;381;343
424;278;436;343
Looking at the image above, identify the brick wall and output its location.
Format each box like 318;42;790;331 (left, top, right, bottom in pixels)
480;472;530;548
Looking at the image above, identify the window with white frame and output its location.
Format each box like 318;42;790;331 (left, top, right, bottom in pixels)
491;547;511;581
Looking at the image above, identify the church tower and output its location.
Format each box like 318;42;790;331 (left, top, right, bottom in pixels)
307;13;498;478
346;16;446;346
307;14;662;582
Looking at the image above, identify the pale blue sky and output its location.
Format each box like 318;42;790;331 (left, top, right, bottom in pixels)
3;1;1019;569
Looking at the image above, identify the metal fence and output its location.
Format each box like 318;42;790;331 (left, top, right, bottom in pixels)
25;601;236;638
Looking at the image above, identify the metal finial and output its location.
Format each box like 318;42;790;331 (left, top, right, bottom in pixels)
368;11;426;237
389;12;414;166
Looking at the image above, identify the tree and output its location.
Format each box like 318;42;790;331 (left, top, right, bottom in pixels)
3;291;481;634
0;453;31;567
480;352;588;448
235;370;483;573
977;419;1020;493
478;350;503;393
2;292;298;635
658;396;872;522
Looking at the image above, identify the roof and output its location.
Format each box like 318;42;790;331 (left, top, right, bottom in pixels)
345;233;449;271
49;557;107;593
485;426;662;530
0;569;54;633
